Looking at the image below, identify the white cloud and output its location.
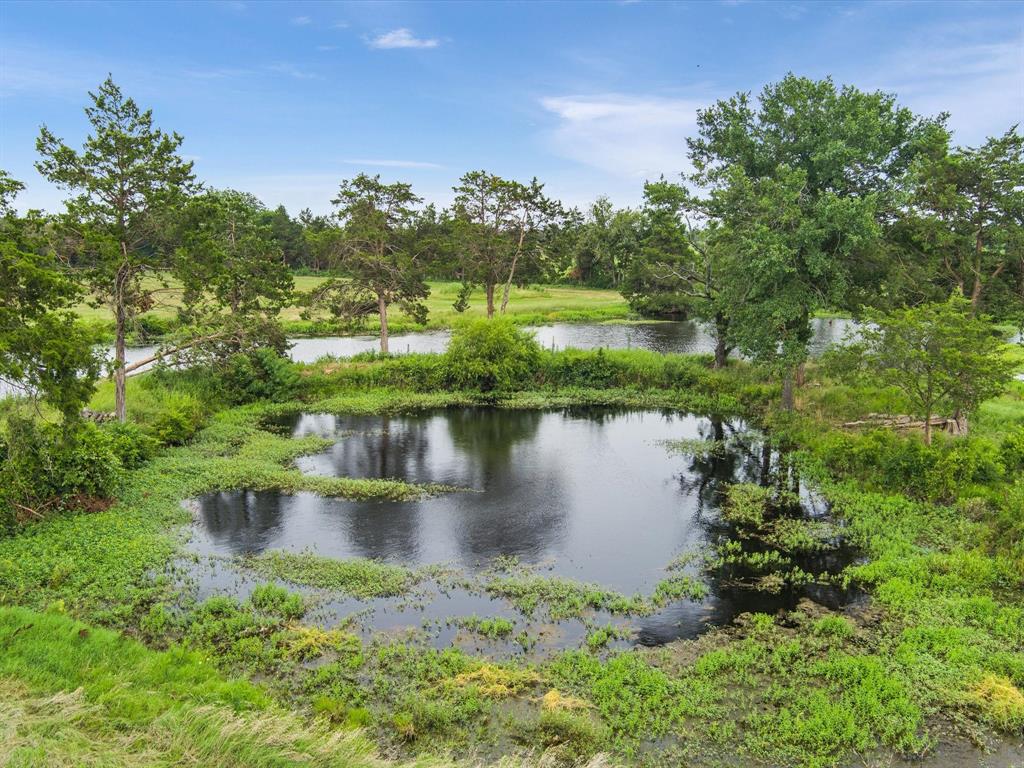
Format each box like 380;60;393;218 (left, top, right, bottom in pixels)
267;62;319;80
864;29;1023;145
343;158;444;169
367;28;440;50
539;94;704;182
290;15;311;26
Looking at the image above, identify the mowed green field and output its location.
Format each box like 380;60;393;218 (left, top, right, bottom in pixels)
73;276;633;335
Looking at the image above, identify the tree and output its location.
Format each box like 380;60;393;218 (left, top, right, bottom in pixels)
687;74;943;408
35;77;196;421
624;179;735;367
827;295;1015;444
0;172;100;419
905;127;1024;314
262;205;309;269
451;171;561;318
308;174;428;354
164;189;294;369
570;197;641;287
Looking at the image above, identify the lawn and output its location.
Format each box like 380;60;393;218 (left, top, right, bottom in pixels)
74;276;633;339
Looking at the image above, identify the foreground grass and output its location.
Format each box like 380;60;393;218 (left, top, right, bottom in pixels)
0;606;465;768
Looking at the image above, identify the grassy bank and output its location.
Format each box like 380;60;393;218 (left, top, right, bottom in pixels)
75;277;633;342
1;347;1022;767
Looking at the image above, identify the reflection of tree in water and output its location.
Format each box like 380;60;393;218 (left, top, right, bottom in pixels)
674;417;763;517
674;426;858;620
196;490;286;555
321;414;435;483
337;499;423;562
443;408;569;564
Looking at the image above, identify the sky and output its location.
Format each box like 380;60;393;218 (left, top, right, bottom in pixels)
1;0;1022;215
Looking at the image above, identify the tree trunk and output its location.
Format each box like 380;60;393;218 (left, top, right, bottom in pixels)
485;283;495;319
795;362;806;387
780;370;795;412
946;409;969;437
378;293;389;355
712;313;729;369
500;252;521;315
114;303;127;422
924;411;932;446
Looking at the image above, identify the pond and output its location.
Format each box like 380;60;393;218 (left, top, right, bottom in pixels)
286;317;855;362
0;318;856;398
185;407;859;653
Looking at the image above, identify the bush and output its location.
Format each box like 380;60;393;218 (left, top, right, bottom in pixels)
811;428;1005;501
148;391;205;446
444;319;541;392
1000;427;1024;474
102;421;159;469
0;417;123;531
220;348;301;405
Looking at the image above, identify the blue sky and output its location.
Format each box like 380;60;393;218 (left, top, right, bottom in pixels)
1;1;1022;214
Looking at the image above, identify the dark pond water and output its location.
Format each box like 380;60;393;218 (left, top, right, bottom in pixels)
186;408;859;651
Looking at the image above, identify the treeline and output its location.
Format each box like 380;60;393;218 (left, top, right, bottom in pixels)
1;74;1022;424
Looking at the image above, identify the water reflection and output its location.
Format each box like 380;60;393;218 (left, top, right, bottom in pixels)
284;318;855;363
189;408;858;648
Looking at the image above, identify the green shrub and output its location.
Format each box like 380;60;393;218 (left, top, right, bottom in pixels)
444;319;541;392
220;348;301;405
0;417;123;531
102;421;159;469
1000;427;1024;474
148;391;205;446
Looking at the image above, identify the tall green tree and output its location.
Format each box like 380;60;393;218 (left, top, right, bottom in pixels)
826;295;1014;444
570;197;641;288
159;189;294;370
308;174;428;354
905;127;1024;314
35;77;196;421
0;172;100;419
451;171;561;318
624;179;736;367
687;74;942;407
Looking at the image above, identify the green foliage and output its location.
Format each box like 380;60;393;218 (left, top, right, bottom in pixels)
453;615;515;639
246;550;418;599
35;76;197;420
999;426;1024;473
103;421;159;469
0;172;101;418
248;583;305;621
825;295;1016;442
900;127;1023;317
811;428;1006;501
220;348;300;405
148;391;205;445
444;318;542;392
0;418;122;530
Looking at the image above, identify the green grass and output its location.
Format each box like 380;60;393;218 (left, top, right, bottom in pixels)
246;551;419;600
0;606;452;768
75;276;632;341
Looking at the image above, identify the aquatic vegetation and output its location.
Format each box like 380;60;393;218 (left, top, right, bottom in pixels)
246;550;419;599
451;615;516;639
